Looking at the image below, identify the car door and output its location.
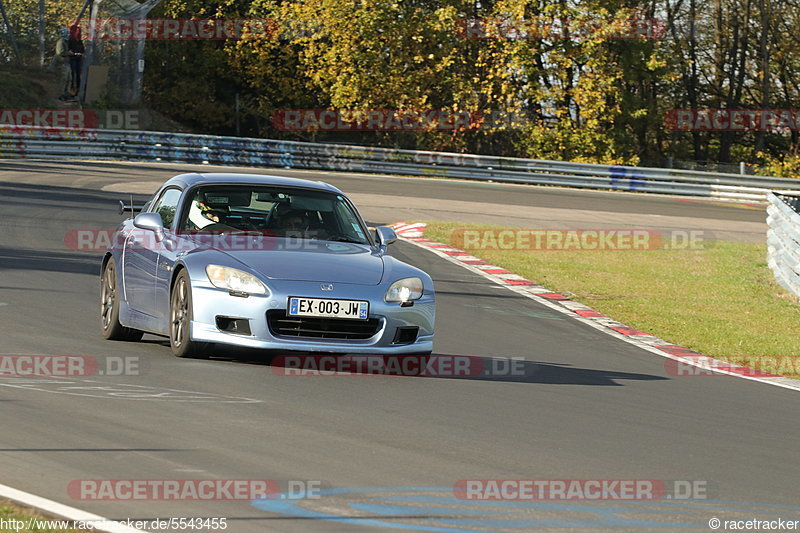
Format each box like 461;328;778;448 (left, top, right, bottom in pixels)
122;187;182;318
153;193;197;327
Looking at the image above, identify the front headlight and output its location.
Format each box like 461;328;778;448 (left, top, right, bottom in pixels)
206;265;267;295
384;277;424;303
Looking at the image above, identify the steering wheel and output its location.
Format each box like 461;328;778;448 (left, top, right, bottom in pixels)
197;222;246;235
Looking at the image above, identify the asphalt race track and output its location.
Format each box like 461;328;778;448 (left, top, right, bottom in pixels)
0;160;797;532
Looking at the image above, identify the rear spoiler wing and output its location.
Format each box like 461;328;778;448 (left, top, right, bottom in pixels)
118;200;147;217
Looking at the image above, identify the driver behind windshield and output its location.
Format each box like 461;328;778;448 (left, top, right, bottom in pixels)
274;209;309;237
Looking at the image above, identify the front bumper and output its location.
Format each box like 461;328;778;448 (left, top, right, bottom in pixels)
188;280;435;354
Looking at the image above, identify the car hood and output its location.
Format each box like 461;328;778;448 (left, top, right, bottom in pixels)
211;240;384;285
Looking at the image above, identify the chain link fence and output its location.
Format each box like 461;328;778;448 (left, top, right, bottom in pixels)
82;0;161;104
0;0;159;105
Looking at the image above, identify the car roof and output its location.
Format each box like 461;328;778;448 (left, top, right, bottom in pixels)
162;173;342;194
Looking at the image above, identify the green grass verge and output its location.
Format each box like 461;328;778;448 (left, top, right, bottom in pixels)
423;221;800;378
0;502;86;532
0;67;55;109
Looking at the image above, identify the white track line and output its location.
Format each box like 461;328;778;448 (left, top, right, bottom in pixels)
0;482;149;532
392;223;800;393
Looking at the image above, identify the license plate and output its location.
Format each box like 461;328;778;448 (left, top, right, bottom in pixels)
288;297;369;320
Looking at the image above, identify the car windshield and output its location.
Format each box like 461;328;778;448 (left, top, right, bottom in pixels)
178;185;371;245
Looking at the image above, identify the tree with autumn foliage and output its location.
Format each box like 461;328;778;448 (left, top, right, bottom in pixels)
132;0;800;172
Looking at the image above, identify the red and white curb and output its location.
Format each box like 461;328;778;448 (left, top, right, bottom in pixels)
390;222;427;238
390;222;800;393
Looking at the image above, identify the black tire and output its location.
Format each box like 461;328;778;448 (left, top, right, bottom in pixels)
170;270;210;359
100;257;144;342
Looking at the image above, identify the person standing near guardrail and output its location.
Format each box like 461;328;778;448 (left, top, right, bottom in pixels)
66;22;84;99
55;27;71;100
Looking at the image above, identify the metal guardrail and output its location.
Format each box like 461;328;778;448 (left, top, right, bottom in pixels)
2;124;799;201
767;192;800;299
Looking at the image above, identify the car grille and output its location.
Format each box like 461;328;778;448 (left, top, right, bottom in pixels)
267;311;381;340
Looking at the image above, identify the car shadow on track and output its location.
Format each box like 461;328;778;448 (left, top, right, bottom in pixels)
0;180;149;206
196;347;666;386
0;246;101;275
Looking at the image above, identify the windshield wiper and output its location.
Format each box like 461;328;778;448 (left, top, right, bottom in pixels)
326;236;367;244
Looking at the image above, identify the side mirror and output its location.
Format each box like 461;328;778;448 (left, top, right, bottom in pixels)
133;212;165;242
376;226;397;251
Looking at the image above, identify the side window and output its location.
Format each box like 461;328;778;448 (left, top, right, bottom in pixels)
150;188;182;229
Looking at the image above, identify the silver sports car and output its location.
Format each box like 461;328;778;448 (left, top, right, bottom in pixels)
100;173;435;358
